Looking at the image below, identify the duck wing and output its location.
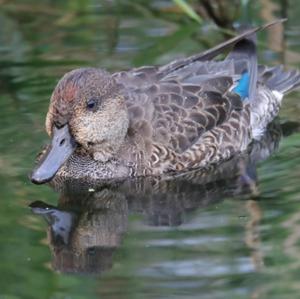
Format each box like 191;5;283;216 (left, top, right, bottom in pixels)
115;20;284;90
116;59;242;154
159;19;284;77
114;20;284;171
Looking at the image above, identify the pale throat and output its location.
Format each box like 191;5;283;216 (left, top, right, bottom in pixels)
81;109;130;163
91;134;127;162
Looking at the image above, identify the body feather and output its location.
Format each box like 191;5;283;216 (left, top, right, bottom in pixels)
112;20;300;174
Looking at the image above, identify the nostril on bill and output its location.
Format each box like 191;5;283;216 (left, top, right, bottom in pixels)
59;139;65;146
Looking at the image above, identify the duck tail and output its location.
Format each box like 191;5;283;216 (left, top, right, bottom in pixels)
250;66;300;139
259;65;300;94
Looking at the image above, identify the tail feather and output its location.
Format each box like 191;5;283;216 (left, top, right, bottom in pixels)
251;66;300;139
259;65;300;94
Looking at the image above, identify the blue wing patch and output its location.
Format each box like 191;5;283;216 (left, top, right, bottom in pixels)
233;72;250;100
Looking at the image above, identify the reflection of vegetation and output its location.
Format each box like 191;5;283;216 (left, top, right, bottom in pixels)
173;0;241;28
173;0;203;23
0;0;300;298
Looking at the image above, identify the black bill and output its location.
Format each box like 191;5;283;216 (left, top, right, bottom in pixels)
31;125;76;184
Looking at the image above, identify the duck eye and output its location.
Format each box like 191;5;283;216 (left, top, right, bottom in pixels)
86;98;96;110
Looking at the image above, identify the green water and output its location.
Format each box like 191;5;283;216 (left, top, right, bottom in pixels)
1;1;300;298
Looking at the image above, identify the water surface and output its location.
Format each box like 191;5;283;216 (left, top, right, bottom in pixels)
1;1;300;298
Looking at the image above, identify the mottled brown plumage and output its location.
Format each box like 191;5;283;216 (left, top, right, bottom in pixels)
31;20;300;184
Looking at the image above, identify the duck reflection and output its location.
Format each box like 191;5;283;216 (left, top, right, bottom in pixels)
30;190;128;274
29;121;294;275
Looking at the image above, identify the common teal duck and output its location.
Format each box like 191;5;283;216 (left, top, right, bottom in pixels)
31;20;300;184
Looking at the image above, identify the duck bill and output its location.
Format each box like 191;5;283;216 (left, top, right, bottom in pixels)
31;125;76;184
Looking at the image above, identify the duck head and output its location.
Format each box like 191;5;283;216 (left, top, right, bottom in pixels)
31;68;129;184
